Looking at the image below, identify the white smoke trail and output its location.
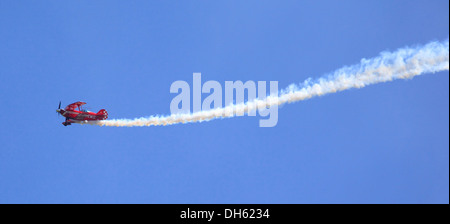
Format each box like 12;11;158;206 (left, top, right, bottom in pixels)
91;39;449;127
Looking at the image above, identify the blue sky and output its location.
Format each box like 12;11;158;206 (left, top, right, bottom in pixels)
0;1;448;203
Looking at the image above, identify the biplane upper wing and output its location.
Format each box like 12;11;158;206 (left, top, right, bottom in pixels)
65;101;86;111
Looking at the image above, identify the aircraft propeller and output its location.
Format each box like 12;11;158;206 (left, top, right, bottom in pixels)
56;101;61;116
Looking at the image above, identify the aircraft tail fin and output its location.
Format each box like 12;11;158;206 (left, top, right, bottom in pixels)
98;109;108;119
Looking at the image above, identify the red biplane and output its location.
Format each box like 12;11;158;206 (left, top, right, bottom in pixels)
56;101;108;126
